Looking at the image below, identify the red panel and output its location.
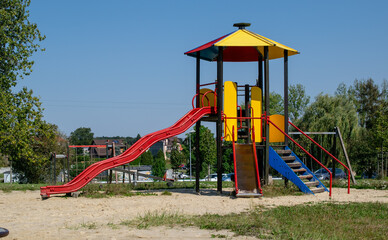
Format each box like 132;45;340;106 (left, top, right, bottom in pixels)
223;46;260;62
184;34;230;55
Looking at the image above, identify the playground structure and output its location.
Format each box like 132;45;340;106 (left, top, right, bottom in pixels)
41;23;353;198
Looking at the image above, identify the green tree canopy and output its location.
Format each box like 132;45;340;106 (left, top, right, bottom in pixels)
288;84;310;122
185;126;216;178
170;139;185;171
0;0;45;90
269;92;283;115
69;127;94;145
152;150;166;178
0;0;60;183
351;78;382;129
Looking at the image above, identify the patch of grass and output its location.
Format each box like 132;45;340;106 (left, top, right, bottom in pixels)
80;183;157;198
80;222;97;230
324;179;388;190
211;233;228;238
161;190;172;196
107;222;119;229
0;183;46;192
78;181;235;198
262;180;303;197
121;211;187;229
124;202;388;239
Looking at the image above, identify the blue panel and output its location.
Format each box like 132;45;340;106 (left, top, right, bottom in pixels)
269;147;313;194
286;146;329;192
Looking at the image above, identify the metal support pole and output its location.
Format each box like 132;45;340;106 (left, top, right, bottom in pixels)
264;46;270;184
195;52;201;193
216;47;224;193
336;127;356;183
67;145;70;182
284;50;289;188
53;153;57;185
258;54;264;183
332;132;337;179
245;84;251;143
258;55;263;89
189;133;192;181
284;50;289;146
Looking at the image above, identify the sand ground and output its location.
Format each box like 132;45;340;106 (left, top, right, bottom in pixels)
0;188;387;240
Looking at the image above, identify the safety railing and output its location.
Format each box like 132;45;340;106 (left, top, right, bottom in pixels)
191;90;217;109
199;81;217;87
266;116;333;197
289;121;351;194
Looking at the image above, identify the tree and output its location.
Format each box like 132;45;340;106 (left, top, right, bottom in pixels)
296;92;360;166
170;139;185;171
352;78;382;129
185;126;216;178
269;92;283;115
140;150;153;165
152;150;166;178
288;84;310;122
0;1;65;183
69;127;94;145
0;0;45;90
0;88;59;182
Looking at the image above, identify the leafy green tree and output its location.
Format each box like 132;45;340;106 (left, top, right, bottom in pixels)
0;0;67;183
288;84;310;122
296;92;360;166
0;0;45;90
69;127;94;145
152;150;166;178
222;142;234;173
269;92;283;115
140;150;153;165
170;139;185;171
351;78;382;129
185;126;216;178
0;88;58;182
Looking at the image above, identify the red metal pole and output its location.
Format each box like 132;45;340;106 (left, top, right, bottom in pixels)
289;121;350;194
269;119;332;197
232;126;239;194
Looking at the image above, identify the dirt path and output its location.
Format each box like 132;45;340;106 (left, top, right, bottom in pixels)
0;188;387;239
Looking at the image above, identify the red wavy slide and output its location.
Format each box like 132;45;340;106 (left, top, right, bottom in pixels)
40;107;214;198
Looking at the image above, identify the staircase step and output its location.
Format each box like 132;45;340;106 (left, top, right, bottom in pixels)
310;187;325;194
304;181;320;187
282;156;296;161
292;168;307;173
287;162;302;168
275;149;292;155
299;174;313;179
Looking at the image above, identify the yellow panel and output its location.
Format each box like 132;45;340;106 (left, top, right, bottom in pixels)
250;87;262;143
223;81;237;142
215;29;271;47
199;88;215;107
269;114;285;143
214;29;299;60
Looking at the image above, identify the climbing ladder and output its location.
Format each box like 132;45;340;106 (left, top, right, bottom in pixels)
269;146;328;194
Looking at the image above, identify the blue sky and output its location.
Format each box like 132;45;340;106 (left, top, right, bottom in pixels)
17;0;388;137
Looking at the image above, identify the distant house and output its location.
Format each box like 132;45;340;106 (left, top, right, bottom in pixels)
90;139;126;158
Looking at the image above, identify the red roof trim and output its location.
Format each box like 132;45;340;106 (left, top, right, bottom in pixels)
184;32;233;55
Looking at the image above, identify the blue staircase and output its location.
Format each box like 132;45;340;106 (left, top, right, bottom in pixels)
269;146;328;194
